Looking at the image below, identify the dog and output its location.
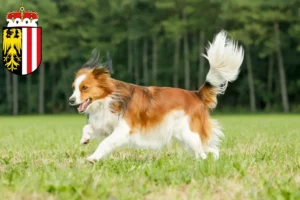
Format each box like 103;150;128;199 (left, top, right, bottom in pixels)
69;30;244;162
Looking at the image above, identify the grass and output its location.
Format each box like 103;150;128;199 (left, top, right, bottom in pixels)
0;114;299;200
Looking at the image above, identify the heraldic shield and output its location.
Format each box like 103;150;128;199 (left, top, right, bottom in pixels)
3;27;42;75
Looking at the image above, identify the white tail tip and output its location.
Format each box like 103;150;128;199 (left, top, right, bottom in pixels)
203;30;244;92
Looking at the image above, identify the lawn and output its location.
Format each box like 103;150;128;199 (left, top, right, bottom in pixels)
0;114;299;200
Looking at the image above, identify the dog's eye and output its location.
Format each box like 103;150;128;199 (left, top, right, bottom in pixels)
82;86;88;90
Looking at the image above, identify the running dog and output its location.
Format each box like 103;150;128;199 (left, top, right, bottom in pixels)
69;30;244;162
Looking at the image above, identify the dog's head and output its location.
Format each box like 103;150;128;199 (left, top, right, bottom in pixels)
69;50;114;113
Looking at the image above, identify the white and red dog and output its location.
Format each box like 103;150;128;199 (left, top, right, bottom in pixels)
69;31;244;162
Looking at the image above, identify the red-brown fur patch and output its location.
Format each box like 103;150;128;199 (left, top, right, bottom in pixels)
198;85;217;109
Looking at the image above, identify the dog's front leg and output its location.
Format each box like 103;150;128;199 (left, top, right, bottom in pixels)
86;121;130;162
80;124;95;145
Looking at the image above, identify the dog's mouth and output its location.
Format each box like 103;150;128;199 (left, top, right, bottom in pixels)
77;98;92;113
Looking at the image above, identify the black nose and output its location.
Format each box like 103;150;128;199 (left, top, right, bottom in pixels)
69;98;75;105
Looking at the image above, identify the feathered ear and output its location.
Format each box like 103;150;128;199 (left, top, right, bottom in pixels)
104;51;113;74
83;49;113;75
92;67;110;78
83;48;101;68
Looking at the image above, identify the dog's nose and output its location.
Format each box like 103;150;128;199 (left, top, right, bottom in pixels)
69;97;75;105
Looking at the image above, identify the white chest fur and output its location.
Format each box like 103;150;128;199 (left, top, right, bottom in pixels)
87;98;119;137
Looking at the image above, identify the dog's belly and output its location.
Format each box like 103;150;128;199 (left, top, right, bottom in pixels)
88;109;197;150
128;110;188;149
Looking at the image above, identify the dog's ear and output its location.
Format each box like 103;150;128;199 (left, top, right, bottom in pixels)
83;48;101;68
104;51;113;74
84;49;113;77
92;67;110;78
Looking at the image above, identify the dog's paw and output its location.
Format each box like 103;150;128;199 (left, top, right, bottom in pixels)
86;155;99;163
194;152;208;160
200;153;208;160
80;138;90;145
80;135;91;145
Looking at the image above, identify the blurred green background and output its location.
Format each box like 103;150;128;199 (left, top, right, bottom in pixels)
1;0;300;115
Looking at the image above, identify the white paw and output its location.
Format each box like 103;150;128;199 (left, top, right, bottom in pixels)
213;153;219;160
86;155;99;163
80;137;90;145
195;151;208;160
200;153;208;160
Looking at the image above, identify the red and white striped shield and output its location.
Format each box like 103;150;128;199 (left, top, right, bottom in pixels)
2;27;42;75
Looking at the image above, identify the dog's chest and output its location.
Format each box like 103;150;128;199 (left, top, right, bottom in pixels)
88;108;118;135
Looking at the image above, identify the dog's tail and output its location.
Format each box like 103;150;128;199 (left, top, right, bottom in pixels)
199;30;244;109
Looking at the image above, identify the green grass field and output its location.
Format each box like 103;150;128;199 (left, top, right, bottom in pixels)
0;114;299;200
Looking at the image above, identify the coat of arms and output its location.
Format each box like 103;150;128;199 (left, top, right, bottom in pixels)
3;3;42;75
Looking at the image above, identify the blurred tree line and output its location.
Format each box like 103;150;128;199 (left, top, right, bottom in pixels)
0;0;300;115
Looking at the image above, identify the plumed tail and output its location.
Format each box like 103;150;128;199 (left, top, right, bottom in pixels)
199;30;244;109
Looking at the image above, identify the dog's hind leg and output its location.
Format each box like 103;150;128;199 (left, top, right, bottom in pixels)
86;120;130;163
203;119;224;160
174;120;207;160
177;131;207;160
